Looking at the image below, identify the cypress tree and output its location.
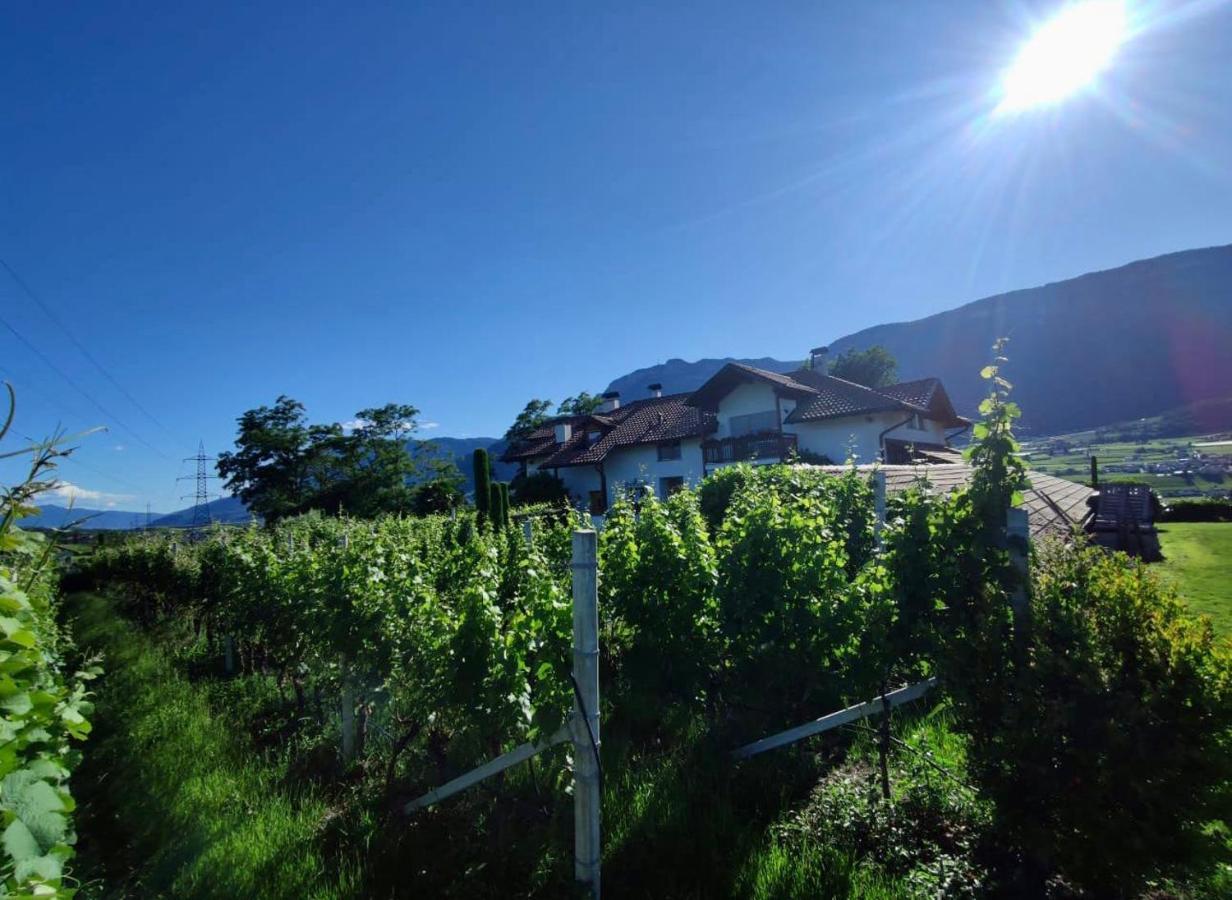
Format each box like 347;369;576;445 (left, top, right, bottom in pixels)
498;482;511;527
489;482;505;531
473;448;491;525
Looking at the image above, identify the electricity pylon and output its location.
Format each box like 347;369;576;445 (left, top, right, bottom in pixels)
178;440;218;537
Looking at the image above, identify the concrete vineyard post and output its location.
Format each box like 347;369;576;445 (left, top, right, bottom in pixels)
872;470;886;550
339;530;356;764
571;529;600;898
522;517;533;547
340;653;355;763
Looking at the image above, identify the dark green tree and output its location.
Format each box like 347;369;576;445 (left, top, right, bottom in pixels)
217;396;323;523
557;393;603;416
217;397;424;523
498;482;510;526
505;399;553;443
827;346;899;388
410;478;465;516
489;481;505;530
473;448;491;525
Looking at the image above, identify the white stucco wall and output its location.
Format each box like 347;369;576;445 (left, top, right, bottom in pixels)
602;438;705;503
791;412;950;464
555;464;603;502
882;414;948;447
715;382;780;438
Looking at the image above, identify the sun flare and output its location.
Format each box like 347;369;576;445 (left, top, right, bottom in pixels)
998;1;1128;113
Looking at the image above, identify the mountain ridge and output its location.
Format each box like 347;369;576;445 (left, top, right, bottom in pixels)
604;244;1232;436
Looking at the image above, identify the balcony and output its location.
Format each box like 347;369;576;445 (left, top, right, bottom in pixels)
702;431;798;465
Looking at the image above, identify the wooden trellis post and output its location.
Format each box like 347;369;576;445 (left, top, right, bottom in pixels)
571;529;601;898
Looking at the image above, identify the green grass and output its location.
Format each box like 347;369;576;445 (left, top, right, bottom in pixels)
1156;523;1232;636
67;593;363;899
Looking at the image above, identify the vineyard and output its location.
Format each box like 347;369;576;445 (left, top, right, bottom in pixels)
76;466;1232;896
6;373;1232;898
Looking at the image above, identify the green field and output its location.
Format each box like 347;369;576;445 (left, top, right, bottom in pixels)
1156;523;1232;635
1021;433;1230;500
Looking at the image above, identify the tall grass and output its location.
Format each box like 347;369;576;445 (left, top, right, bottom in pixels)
68;592;363;900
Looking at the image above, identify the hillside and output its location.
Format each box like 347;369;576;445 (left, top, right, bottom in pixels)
22;505;147;531
603;245;1232;436
415;437;519;495
827;245;1232;435
149;496;252;528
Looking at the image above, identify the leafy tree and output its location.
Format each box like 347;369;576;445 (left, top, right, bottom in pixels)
827;346;898;388
557;393;603;416
216;396;321;523
313;403;422;518
504;399;553;443
217;397;425;522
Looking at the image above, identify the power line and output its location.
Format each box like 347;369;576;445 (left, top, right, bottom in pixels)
0;311;173;460
0;257;181;444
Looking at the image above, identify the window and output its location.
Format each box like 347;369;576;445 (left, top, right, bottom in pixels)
587;430;602;444
659;476;684;499
729;410;779;437
588;491;607;515
657;440;681;461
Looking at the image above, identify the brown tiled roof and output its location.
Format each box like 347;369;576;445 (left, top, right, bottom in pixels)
877;378;940;408
784;369;907;422
501;395;716;467
687;361;967;426
812;463;1095;539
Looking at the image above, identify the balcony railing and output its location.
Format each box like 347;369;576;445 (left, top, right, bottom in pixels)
702;431;798;465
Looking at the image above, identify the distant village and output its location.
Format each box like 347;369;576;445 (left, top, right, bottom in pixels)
1021;436;1232;499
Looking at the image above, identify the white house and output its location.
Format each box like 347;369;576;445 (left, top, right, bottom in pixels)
502;347;970;514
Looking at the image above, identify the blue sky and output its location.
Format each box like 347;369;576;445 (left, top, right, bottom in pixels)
3;1;1231;513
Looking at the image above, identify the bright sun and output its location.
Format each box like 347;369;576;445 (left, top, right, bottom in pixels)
998;1;1128;113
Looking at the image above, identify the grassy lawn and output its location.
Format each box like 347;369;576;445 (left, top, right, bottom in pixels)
1156;523;1232;636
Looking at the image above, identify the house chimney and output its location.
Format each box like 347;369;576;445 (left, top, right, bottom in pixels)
597;390;621;413
647;382;663;398
809;345;829;372
554;422;572;444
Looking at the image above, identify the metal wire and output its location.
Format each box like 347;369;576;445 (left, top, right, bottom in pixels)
569;673;603;788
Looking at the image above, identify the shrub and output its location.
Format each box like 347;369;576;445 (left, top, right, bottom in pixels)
600;491;719;714
1160;499;1232;522
510;470;568;507
970;540;1232;891
697;464;754;533
714;468;879;720
409;478;464;516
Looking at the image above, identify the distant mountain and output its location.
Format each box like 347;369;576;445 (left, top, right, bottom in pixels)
603;245;1232;437
149;496;252;528
21;505;146;531
605;357;799;402
417;437;519;495
826;245;1232;436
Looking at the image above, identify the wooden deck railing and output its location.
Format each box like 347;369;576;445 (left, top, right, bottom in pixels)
702;431;798;465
